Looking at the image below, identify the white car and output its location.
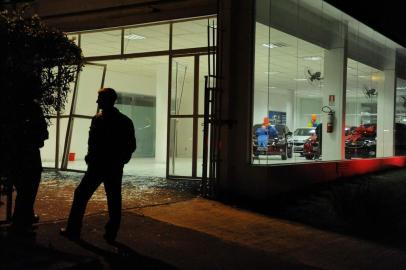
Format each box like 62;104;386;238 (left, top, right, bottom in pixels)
292;127;316;155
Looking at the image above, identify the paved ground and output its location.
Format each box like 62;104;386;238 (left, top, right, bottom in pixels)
2;169;406;269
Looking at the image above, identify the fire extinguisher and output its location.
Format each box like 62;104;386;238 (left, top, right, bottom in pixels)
322;106;335;133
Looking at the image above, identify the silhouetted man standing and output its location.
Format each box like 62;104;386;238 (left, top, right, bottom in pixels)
61;88;136;242
2;99;48;234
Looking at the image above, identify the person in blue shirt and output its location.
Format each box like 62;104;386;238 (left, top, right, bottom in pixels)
256;125;269;147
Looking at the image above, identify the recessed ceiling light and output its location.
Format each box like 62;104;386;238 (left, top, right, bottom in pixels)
294;78;307;81
262;43;279;49
397;86;406;90
358;75;369;78
124;34;146;40
264;71;280;75
303;56;321;61
268;86;276;88
262;42;287;48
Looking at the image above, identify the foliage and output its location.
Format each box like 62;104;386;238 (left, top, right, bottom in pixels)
0;6;84;119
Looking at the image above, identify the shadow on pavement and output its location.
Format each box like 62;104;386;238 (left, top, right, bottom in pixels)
0;232;101;270
77;239;178;270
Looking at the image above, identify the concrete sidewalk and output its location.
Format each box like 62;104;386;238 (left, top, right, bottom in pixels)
3;197;406;269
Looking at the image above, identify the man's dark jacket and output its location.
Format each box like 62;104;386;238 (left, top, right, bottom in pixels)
85;107;136;166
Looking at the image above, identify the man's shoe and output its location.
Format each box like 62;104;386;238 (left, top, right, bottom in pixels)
60;228;80;241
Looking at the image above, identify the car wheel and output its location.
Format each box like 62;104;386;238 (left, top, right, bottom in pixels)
305;154;314;160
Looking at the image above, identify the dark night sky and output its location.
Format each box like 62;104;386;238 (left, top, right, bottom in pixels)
325;0;406;47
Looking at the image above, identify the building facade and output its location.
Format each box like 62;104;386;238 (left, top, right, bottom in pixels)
29;0;406;200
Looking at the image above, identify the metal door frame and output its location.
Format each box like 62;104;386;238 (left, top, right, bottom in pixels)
166;52;208;179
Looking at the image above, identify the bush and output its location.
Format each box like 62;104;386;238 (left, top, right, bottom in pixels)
0;5;84;118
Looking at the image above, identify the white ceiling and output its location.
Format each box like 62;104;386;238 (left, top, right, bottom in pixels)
68;16;394;103
254;22;383;101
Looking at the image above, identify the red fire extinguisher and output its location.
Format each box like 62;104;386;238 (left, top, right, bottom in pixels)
322;106;335;133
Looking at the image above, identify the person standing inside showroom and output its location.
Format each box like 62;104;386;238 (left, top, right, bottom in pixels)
60;88;136;242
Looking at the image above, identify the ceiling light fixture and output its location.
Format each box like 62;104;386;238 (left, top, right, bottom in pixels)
262;43;279;48
294;78;307;81
264;71;280;75
397;86;406;90
262;42;287;49
303;56;321;61
124;34;146;40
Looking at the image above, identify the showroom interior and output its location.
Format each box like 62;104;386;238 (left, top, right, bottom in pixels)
251;0;406;166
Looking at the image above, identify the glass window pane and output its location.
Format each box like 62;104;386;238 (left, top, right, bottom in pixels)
345;59;380;159
75;64;104;116
124;24;169;54
168;118;193;176
80;29;121;57
253;0;332;165
171;57;194;115
196;117;208;178
395;78;406;156
172;18;216;50
67;118;91;171
41;118;69;168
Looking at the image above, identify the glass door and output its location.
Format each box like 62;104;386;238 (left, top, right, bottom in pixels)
61;62;106;170
167;55;206;178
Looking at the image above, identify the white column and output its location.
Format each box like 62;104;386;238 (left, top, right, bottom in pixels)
322;47;346;161
155;63;169;162
377;70;395;157
286;91;294;131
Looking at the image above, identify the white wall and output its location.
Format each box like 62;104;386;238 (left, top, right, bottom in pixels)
253;89;294;130
297;97;322;128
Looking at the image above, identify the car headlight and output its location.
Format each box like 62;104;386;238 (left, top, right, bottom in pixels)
365;140;376;147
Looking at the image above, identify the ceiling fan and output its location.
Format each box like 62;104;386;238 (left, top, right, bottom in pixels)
304;67;323;86
363;85;377;99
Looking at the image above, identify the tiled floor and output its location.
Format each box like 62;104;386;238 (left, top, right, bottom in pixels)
43;157;204;177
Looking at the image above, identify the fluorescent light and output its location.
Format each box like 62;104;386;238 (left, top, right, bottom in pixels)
397;86;406;90
294;78;307;81
124;34;146;40
262;43;279;48
265;71;280;75
303;56;321;61
268;86;276;89
358;75;369;78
